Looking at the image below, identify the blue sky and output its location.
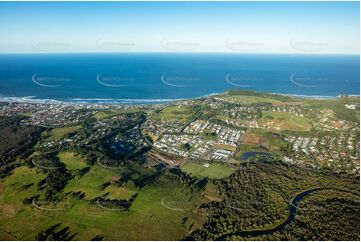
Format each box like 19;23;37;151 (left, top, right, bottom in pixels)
0;1;359;54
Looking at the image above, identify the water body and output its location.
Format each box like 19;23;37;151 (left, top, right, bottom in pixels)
0;54;359;104
240;151;272;161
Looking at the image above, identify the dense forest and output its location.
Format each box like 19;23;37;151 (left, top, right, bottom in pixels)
0;116;43;178
187;161;360;240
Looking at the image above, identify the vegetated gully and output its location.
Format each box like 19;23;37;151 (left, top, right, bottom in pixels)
216;187;358;240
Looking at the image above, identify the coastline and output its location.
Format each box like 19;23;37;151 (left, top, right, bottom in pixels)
0;91;359;106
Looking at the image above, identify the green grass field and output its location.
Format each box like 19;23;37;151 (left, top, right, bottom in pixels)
305;97;360;122
244;129;288;152
259;111;311;131
63;164;122;200
45;125;81;140
103;183;138;200
213;143;237;151
0;166;51;240
57;151;88;171
94;109;142;120
152;106;195;122
222;95;282;104
0;166;207;240
0;229;15;240
180;162;235;179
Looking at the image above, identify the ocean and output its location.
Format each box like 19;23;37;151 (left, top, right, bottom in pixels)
0;53;359;104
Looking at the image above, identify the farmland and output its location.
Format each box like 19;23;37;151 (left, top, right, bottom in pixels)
259;111;311;131
180;161;235;179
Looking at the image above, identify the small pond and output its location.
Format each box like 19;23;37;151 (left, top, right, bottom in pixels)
240;151;272;161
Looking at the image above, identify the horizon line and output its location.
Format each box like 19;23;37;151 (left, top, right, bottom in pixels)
0;51;359;56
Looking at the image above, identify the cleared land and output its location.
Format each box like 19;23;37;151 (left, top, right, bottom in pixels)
180;162;235;179
221;95;282;104
57;151;88;171
0;166;207;240
46;125;81;140
213;143;237;151
0;167;49;240
242;129;288;152
152;106;195;122
258;111;311;131
94;109;142;120
243;131;263;145
63;164;124;200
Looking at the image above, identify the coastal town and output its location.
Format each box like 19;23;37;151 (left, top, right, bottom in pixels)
152;120;243;162
0;1;359;240
0;90;359;174
0;90;359;242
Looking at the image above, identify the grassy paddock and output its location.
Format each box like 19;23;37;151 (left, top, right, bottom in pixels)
46;125;81;140
152;106;195;122
94;109;142;120
57;151;88;170
0;166;50;240
180;161;235;179
259;111;311;131
63;164;121;199
222;95;282;104
213;143;237;151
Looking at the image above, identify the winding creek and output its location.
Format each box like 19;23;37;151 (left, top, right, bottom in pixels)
216;188;358;240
